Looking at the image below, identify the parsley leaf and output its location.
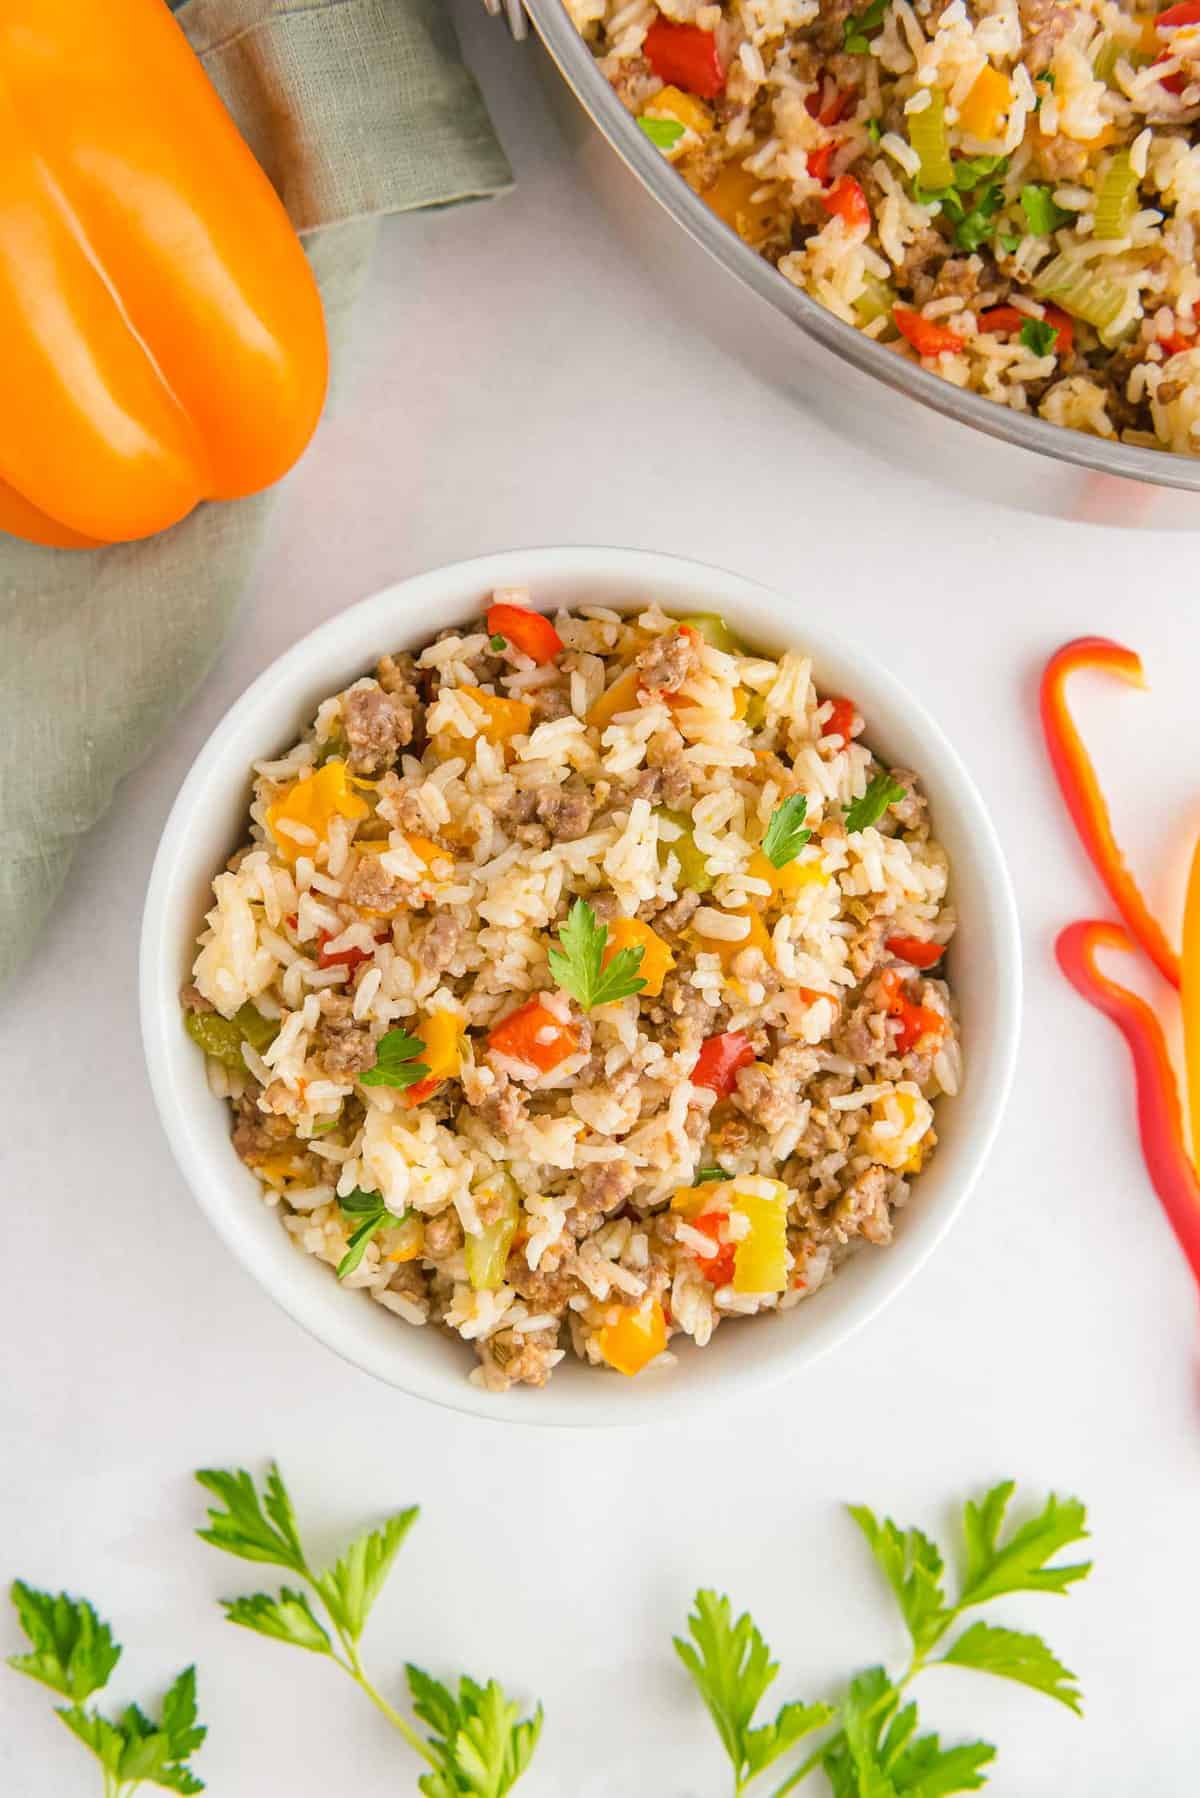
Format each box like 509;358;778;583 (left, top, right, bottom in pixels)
7;1584;121;1701
843;0;889;51
848;1507;951;1658
196;1465;543;1791
9;1586;207;1795
222;1590;333;1657
845;773;907;834
360;1029;430;1090
959;1482;1091;1607
762;795;812;868
1020;317;1060;356
194;1463;309;1576
407;1667;544;1798
695;1166;732;1183
824;1668;995;1797
316;1508;420;1643
942;1621;1083;1712
547;898;646;1011
335;1188;409;1280
638;115;687;149
673;1591;832;1787
1021;182;1070;234
997;232;1021;252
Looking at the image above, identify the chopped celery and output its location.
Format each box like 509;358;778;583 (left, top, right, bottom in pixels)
908;90;954;190
656;807;715;893
854;272;899;333
678;612;745;653
1093;150;1138;240
1033;252;1132;342
184;1010;247;1068
465;1179;520;1291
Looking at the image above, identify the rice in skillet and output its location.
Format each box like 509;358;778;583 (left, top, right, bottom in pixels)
182;594;960;1390
570;0;1200;455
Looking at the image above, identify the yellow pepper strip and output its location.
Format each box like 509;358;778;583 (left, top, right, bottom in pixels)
865;1088;934;1171
672;1184;723;1219
0;0;328;549
587;664;643;730
958;64;1012;139
384;1217;425;1263
732;1186;789;1294
703;163;776;247
1134;12;1160;53
265;760;369;866
255;1152;309;1187
456;686;533;745
692;908;773;971
645;85;713;138
747;848;827;905
406;834;450;872
403;1010;465;1108
1183;833;1200;1164
602;917;675;998
598;1297;668;1376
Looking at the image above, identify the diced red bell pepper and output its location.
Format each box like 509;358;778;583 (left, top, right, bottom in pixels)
488;998;579;1073
805;83;852;127
317;929;386;971
692;1212;737;1287
486;601;563;664
692;1030;756;1097
886;935;945;969
824;695;857;742
893;307;965;357
879;970;948;1056
822;175;870;233
978;303;1074;357
643;15;725;98
807;142;837;185
1161;331;1197;356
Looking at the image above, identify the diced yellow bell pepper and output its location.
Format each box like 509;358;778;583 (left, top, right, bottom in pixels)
598;1297;668;1376
587;664;643;730
405;833;451;872
865;1088;934;1171
703;163;776;247
958;65;1012;139
456;686;532;746
602;916;675;998
402;1009;465;1108
747;848;828;905
692;907;774;971
645;84;713;139
1134;12;1160;54
265;760;370;866
255;1152;308;1187
384;1216;425;1262
732;1185;789;1294
672;1184;727;1219
464;1179;520;1290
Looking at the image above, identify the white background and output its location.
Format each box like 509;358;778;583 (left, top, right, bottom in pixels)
3;6;1199;1792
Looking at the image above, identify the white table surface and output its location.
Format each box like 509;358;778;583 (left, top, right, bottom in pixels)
4;7;1199;1792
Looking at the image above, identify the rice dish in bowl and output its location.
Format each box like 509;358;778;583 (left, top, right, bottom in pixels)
180;590;962;1394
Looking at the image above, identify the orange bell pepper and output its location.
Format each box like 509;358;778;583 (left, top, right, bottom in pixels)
0;0;327;548
1040;639;1179;988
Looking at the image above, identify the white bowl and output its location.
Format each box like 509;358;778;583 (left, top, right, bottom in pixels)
140;547;1020;1427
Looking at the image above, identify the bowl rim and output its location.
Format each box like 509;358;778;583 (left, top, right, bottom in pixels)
524;0;1200;496
140;545;1022;1428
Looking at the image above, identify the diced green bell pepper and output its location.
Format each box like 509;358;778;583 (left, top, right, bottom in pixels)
465;1178;520;1291
678;612;746;654
656;808;715;894
183;1002;279;1068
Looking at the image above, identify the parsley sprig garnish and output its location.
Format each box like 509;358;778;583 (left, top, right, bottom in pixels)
845;773;907;834
1020;317;1060;357
548;898;646;1011
336;1187;409;1279
7;1584;206;1794
762;796;812;869
195;1464;542;1796
676;1481;1091;1795
361;1029;430;1089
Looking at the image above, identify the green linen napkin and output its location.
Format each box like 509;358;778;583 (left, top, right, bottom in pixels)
0;0;511;991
